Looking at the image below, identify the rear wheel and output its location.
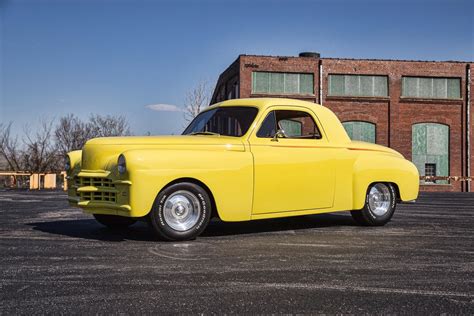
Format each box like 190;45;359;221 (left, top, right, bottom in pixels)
93;214;137;229
148;182;211;241
351;183;396;226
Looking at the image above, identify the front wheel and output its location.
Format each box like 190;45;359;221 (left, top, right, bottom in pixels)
148;182;212;241
351;183;397;226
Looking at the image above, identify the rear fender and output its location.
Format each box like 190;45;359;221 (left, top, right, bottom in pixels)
352;155;419;210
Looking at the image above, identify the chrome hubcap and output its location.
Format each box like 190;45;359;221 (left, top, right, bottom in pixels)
163;190;201;231
368;184;391;216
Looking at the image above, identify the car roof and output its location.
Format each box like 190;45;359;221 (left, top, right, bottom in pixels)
209;97;324;111
208;98;351;144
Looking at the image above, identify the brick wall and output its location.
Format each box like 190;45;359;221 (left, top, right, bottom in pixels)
239;55;319;103
211;54;473;192
470;63;474;189
322;59;467;192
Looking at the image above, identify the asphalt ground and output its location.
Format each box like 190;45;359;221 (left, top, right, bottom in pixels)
0;190;473;314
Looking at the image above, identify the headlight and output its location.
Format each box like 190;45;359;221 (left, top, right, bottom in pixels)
117;154;126;174
64;156;71;171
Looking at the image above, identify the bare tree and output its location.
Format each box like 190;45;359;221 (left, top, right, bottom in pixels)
55;114;92;157
183;81;211;124
88;114;131;137
2;114;132;173
0;122;23;171
21;119;59;173
55;113;131;158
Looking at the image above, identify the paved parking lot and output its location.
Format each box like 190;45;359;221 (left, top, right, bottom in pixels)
0;190;473;314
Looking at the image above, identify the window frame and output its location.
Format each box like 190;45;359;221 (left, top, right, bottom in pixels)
424;163;437;184
327;74;389;98
256;109;322;140
251;71;315;96
411;122;450;185
401;76;462;100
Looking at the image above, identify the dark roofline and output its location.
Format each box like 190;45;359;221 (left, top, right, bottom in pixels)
239;54;310;59
219;55;241;78
321;57;473;64
211;56;241;103
238;54;472;64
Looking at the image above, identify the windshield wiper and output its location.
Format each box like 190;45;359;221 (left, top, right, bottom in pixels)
189;131;221;136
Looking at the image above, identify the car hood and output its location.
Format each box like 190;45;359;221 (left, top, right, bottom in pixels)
80;135;245;171
85;135;245;146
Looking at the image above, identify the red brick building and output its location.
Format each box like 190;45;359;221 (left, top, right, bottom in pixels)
211;53;473;192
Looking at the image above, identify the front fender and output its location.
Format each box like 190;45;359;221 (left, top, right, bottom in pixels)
121;149;254;221
352;155;419;210
66;150;82;201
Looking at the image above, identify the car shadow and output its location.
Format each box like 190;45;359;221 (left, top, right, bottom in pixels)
28;219;156;242
28;213;357;242
201;213;356;237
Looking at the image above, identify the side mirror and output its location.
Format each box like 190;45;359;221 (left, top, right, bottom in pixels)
271;129;286;142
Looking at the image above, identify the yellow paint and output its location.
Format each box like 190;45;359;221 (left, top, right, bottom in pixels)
66;98;419;221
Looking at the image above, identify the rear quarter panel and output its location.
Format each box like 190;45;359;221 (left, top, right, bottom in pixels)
352;151;420;210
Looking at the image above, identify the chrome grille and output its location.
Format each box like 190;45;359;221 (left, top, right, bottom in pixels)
79;191;116;202
75;177;114;187
76;177;117;203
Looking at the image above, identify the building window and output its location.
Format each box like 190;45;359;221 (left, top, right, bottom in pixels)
342;121;376;143
251;72;314;95
424;163;437;183
402;77;461;99
328;74;388;97
412;123;449;184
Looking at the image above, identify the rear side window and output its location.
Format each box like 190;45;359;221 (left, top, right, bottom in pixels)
257;110;321;139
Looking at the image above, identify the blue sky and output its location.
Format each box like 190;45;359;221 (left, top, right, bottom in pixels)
1;0;473;136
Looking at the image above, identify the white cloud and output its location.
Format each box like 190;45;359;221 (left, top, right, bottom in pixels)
145;103;184;112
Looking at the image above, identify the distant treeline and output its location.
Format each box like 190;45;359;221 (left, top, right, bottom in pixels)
0;114;131;173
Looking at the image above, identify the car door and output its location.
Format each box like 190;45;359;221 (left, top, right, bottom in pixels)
249;106;336;215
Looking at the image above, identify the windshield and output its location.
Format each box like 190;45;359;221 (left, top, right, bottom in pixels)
183;106;258;137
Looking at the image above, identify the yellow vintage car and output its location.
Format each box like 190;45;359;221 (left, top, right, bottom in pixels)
66;98;419;241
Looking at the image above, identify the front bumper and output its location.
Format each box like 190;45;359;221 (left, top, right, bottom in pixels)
68;170;133;216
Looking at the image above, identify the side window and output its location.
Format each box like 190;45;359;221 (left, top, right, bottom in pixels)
279;119;303;137
276;110;321;139
256;112;277;138
256;110;322;139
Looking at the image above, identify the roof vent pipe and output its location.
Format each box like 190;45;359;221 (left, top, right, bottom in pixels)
299;52;320;58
